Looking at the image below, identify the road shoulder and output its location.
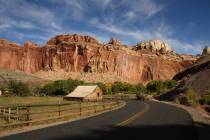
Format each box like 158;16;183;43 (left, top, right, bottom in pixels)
152;99;210;140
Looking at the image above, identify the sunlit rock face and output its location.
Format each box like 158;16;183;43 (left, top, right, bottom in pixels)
202;46;210;56
136;39;173;54
0;34;197;83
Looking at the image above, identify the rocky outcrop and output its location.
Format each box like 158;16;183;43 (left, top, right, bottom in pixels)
108;38;122;46
157;54;210;101
202;46;210;56
0;34;197;83
46;34;100;45
136;39;173;54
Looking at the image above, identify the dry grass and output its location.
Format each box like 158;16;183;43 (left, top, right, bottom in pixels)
0;96;65;106
0;96;118;128
0;69;50;87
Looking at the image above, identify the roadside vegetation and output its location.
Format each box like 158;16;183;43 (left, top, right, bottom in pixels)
0;79;178;97
174;88;199;106
0;79;210;105
172;88;210;109
0;79;178;104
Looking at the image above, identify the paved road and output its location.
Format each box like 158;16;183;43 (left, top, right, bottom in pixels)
1;100;209;140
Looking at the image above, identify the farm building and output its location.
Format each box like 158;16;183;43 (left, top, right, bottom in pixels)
64;85;103;101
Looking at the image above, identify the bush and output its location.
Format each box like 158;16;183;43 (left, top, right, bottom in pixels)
112;82;134;94
178;88;198;106
36;79;85;96
96;82;112;95
135;83;147;94
0;86;6;95
136;93;146;101
199;91;210;105
146;80;166;94
146;80;177;94
199;96;210;105
164;80;177;89
8;80;31;96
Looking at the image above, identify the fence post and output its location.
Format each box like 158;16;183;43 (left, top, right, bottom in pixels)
58;100;61;117
8;107;11;123
117;99;120;106
109;101;112;111
16;107;19;121
94;101;97;113
80;102;82;116
103;100;105;110
3;108;5;118
27;106;30;121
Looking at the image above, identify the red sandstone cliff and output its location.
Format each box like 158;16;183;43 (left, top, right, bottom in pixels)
0;34;197;83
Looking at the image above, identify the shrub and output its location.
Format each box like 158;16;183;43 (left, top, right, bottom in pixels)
164;80;177;89
36;79;85;96
0;86;7;96
136;93;146;101
135;83;147;94
146;80;166;94
178;88;198;106
96;82;112;95
199;91;210;105
8;80;31;96
112;82;133;93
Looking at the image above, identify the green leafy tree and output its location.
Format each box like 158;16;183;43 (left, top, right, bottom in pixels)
163;80;177;89
8;80;30;96
135;83;147;94
146;80;166;94
36;79;85;96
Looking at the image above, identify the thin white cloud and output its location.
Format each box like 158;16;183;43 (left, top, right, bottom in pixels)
121;0;166;19
125;11;137;19
0;0;206;55
91;0;113;10
90;18;204;54
51;0;84;20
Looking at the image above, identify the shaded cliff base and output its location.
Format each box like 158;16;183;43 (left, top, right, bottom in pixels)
35;70;129;84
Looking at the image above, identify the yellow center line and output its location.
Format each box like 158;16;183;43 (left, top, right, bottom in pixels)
116;102;150;127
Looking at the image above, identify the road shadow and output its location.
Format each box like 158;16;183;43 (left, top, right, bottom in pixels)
48;122;210;140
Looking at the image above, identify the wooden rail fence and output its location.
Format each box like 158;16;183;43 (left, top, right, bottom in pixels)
0;99;123;130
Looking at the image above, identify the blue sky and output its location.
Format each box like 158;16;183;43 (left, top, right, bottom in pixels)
0;0;210;54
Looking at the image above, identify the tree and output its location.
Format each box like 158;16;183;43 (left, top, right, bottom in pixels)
8;80;30;96
36;79;85;96
146;80;166;94
163;80;177;89
135;83;147;94
96;82;112;95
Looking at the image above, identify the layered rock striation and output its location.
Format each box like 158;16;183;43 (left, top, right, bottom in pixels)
0;34;197;83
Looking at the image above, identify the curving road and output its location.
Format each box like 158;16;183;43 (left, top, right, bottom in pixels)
1;100;210;140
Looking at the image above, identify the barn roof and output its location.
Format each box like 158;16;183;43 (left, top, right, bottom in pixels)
66;85;98;98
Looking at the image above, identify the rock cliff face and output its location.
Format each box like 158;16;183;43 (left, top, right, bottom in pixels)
135;39;173;54
157;53;210;101
0;34;197;83
202;46;210;56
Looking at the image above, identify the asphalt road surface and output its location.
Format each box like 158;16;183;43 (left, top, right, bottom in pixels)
1;100;210;140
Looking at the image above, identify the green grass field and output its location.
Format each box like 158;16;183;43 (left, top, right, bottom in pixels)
0;96;64;106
